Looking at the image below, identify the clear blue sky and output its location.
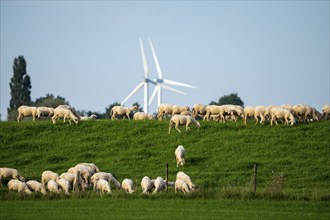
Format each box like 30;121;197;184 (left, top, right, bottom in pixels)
1;1;329;120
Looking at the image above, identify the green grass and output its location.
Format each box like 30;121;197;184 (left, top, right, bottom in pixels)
0;119;329;219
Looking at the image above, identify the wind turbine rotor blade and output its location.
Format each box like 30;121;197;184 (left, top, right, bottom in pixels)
163;79;197;89
139;38;149;78
148;86;159;106
148;39;163;79
121;82;145;105
157;83;186;95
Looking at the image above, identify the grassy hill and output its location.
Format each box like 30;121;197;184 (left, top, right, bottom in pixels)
0;119;329;200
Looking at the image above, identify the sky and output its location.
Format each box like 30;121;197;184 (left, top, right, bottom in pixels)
1;1;329;120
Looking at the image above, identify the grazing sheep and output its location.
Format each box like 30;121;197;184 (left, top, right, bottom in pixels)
36;107;54;119
133;112;154;120
47;180;61;193
0;167;25;186
56;178;70;195
254;105;266;124
59;172;86;192
141;176;154;194
176;171;195;191
122;179;134;194
158;104;189;120
192;104;207;118
203;105;221;121
91;172;121;191
175;179;190;194
51;106;79;124
292;104;310;123
180;110;193;116
26;180;47;195
169;115;200;134
152;177;166;194
322;104;330;120
243;106;255;124
110;106;138;120
77;163;100;173
270;107;295;126
41;171;59;185
17;105;38;122
80;114;98;121
68;166;94;186
7;179;32;194
175;145;186;167
95;179;111;194
171;105;190;116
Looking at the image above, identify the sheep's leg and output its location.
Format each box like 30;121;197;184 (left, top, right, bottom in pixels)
175;124;181;133
126;113;130;121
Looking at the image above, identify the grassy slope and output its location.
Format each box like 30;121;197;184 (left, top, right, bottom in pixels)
0;119;329;199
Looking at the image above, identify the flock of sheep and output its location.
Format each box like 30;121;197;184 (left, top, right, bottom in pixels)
0;145;195;195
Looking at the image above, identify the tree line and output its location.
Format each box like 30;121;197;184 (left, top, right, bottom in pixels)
6;56;244;121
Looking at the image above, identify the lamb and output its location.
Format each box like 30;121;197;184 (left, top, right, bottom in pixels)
47;180;61;193
110;105;138;120
80;114;98;121
36;107;54;119
95;179;111;194
56;178;70;195
133;112;154;120
121;179;134;194
192;104;207;118
41;171;59;185
176;171;195;191
140;176;154;194
26;180;47;195
270;107;295;126
0;167;25;186
59;172;87;192
91;172;121;191
51;106;79;124
175;179;190;194
152;177;166;194
7;179;32;194
17;105;38;122
322;104;330;120
169;115;200;134
175;145;185;167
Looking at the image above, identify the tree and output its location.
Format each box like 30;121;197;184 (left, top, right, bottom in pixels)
34;94;69;108
7;56;32;121
209;93;244;107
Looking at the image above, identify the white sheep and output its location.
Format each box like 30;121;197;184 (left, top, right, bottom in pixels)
171;105;190;116
175;145;186;167
169;115;201;134
60;172;87;192
270;107;295;126
243;106;255;124
56;178;70;195
68;166;93;186
0;167;25;186
51;106;79;124
110;106;138;120
179;110;193;116
140;176;154;194
47;180;61;193
192;104;207;118
152;177;166;194
133;112;154;120
91;172;121;191
175;179;190;194
26;180;47;195
17;105;38;122
36;107;54;119
322;104;330;120
80;114;98;121
122;178;134;194
41;170;59;185
176;171;195;191
77;163;100;173
157;104;190;120
254;105;266;124
203;105;221;121
7;179;32;194
95;179;111;194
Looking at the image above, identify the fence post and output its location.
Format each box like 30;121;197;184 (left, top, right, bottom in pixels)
253;163;258;194
166;162;168;192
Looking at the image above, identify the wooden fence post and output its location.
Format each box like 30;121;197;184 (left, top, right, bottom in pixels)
253;163;258;194
166;162;169;192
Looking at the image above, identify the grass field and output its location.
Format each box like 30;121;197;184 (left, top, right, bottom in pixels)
0;119;329;219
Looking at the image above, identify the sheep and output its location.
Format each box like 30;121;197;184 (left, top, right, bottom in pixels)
180;110;193;116
152;177;166;194
68;166;94;186
175;145;186;167
243;106;255;124
90;172;121;191
175;179;190;194
140;176;154;194
26;180;47;195
169;115;200;134
95;179;111;194
41;171;59;185
17;105;38;122
56;177;70;195
121;179;134;194
133;112;154;120
80;114;98;121
36;107;54;119
7;179;32;194
47;180;61;193
0;167;25;186
203;105;221;121
60;172;86;192
51;106;79;124
157;104;174;120
292;104;309;123
254;105;266;124
270;107;295;126
192;104;207;118
77;163;100;173
176;171;195;191
110;105;138;120
322;104;330;120
171;105;190;116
